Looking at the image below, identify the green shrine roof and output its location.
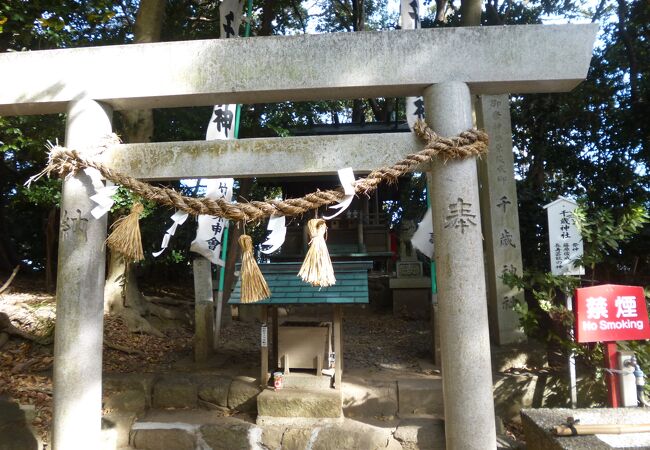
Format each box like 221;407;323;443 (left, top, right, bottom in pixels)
229;261;372;305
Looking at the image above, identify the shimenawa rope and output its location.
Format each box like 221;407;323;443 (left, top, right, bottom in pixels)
33;119;488;223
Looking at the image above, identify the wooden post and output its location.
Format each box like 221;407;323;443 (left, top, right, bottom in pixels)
272;306;279;370
333;305;343;390
283;354;290;375
357;200;366;252
302;221;309;253
260;305;269;387
605;341;620;407
340;310;344;373
193;257;214;362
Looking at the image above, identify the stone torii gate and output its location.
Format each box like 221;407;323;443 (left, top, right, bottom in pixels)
0;24;597;449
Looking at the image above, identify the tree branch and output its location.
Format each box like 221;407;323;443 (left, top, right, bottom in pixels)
0;265;20;295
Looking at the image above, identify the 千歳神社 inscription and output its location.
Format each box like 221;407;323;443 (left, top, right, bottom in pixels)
544;197;585;276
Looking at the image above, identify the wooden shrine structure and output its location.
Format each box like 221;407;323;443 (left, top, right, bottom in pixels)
230;261;373;390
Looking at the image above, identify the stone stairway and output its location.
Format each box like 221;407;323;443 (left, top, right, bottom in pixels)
99;371;447;450
256;373;342;426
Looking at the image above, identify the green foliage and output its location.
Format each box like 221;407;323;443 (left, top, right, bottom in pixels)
19;178;61;208
503;203;649;381
574;204;649;272
110;186;155;218
508;203;650;393
502;269;580;343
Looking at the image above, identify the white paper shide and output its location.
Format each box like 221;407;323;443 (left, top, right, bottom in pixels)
323;167;356;220
261;215;287;254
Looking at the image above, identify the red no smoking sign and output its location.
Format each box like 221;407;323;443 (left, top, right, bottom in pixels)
575;284;650;343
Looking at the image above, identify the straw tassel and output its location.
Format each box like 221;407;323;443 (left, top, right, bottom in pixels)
239;234;271;303
299;219;336;287
107;202;144;262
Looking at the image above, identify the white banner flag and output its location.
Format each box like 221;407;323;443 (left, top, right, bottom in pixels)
190;178;234;266
411;207;434;259
206;104;237;140
205;0;246;141
191;0;244;265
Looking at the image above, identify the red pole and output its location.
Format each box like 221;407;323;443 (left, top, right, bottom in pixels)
604;341;619;408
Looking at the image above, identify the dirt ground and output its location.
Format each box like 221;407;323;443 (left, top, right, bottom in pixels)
0;273;522;446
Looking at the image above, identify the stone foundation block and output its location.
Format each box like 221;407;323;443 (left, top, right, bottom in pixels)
397;379;443;417
130;428;195;450
197;375;231;407
104;389;147;415
311;420;395;450
104;373;156;409
282;428;313;450
260;425;285;450
152;377;197;409
227;376;262;413
394;417;445;450
257;388;342;419
343;378;398;418
200;418;258;450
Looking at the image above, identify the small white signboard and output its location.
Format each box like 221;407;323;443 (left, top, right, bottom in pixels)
261;324;268;348
543;196;585;276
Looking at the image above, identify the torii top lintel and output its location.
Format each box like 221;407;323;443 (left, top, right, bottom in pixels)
0;24;598;116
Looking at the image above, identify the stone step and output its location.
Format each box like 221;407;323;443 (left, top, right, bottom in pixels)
256;387;343;425
130;411;402;450
279;372;332;390
397;378;444;418
342;376;398;419
394;417;446;450
130;410;259;450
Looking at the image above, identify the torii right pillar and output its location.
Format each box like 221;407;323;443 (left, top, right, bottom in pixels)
425;82;497;449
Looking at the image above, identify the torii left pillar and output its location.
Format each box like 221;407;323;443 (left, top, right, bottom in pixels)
52;98;113;450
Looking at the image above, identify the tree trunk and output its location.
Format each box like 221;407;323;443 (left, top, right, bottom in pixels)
120;0;166;143
460;0;482;26
260;0;276;37
104;253;164;336
45;207;58;293
104;0;166;334
0;166;19;271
